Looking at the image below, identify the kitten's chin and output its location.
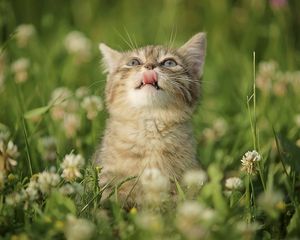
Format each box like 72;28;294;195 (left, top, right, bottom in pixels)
127;87;170;109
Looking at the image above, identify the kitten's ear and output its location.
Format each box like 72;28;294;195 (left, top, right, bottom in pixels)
178;32;206;77
99;43;122;74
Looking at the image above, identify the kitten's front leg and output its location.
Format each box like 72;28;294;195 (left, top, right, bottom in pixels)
98;169;139;209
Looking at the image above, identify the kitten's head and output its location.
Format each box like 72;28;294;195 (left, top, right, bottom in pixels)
99;33;206;117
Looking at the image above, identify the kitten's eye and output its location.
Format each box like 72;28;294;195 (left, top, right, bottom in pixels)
127;58;141;66
161;59;177;67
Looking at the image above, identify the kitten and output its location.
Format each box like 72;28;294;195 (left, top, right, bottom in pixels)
94;32;206;207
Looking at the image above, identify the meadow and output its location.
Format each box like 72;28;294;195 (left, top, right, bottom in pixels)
1;0;300;239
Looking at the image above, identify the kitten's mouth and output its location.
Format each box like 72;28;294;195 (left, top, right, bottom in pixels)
135;71;161;90
135;81;161;90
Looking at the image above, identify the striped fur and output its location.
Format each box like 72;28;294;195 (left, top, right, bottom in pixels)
94;33;206;207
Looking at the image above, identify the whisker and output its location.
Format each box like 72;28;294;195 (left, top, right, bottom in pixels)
123;27;138;50
87;80;106;89
167;26;174;50
170;25;177;49
113;28;135;51
131;32;139;49
161;76;213;85
160;76;191;103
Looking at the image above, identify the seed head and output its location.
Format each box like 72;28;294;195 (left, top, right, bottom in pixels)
64;214;95;240
81;95;103;120
225;177;243;190
0;140;19;173
11;58;30;83
25;177;39;201
241;150;261;175
61;153;85;181
37;171;60;194
64;31;91;63
140;168;170;204
15;24;36;47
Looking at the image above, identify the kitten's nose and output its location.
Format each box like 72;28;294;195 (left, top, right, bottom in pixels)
143;70;157;84
144;63;156;70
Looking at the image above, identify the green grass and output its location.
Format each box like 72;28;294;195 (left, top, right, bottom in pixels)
1;0;300;239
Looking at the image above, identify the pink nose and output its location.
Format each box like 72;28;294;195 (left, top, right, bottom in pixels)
143;70;157;84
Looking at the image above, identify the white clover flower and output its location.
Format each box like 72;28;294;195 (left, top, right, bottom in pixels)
201;208;216;222
225;177;243;190
49;87;73;120
11;58;30;83
140;168;170;204
135;212;163;233
177;201;204;222
202;128;217;142
296;139;300;148
67;99;80;113
0;171;5;190
50;87;72;106
75;86;90;99
25;176;40;201
64;31;91;63
176;201;216;238
39;136;57;162
63;113;81;138
50;104;66;121
202;118;228;142
237;222;260;238
15;24;35;48
37;171;60;194
0;139;19;173
81;95;103;120
256;60;278;93
241;150;261;175
59;183;75;195
176;201;206;239
61;153;85;181
294;114;300;128
0;129;10;142
256;75;272;93
64;214;95;240
5;192;24;206
273;79;288;97
183;169;207;188
6;141;19;157
141;168;170;192
258;61;278;78
213;118;228;136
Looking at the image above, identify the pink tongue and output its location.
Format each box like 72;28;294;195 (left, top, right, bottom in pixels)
143;70;157;84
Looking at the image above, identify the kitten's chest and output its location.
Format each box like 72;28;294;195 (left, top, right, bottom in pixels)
100;118;196;178
114;118;184;157
141;119;171;139
134;119;190;159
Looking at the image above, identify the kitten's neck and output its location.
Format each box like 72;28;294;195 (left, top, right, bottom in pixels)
109;106;193;126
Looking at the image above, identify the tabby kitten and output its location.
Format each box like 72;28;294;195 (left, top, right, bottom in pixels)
94;32;206;206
